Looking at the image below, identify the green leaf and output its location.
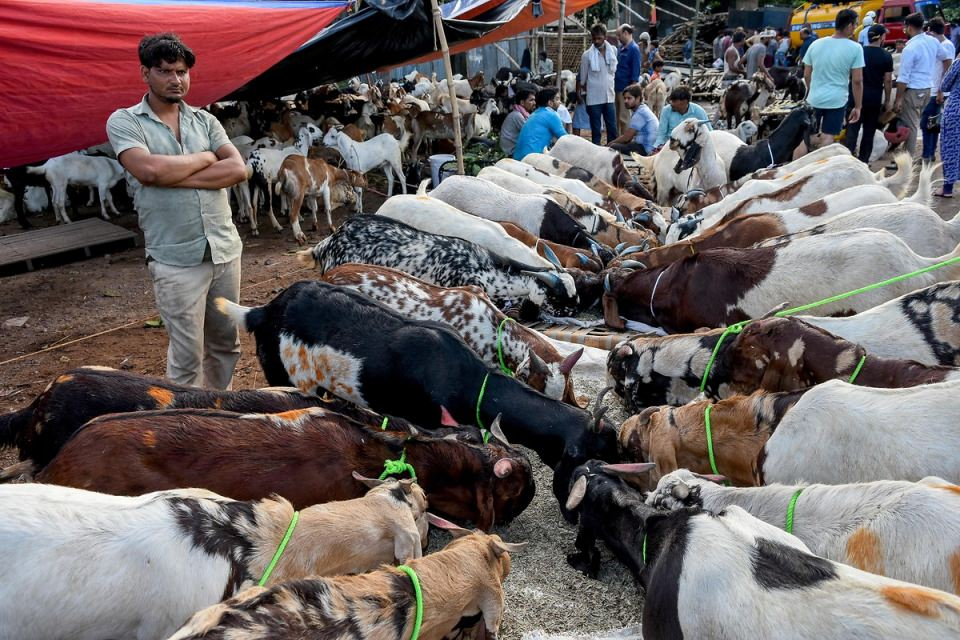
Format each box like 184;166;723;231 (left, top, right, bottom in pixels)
144;318;164;328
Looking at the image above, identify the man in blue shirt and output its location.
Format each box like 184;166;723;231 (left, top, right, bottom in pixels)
615;23;642;135
513;88;567;160
608;84;659;155
653;86;711;149
798;25;818;62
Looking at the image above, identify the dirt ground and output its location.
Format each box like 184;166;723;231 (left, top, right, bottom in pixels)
0;157;957;638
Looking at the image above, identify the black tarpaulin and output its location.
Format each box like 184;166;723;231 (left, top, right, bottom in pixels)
229;0;530;99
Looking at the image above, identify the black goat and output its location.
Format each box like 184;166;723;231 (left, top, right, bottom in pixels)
727;106;816;182
218;280;620;519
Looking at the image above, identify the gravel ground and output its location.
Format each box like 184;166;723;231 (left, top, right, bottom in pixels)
426;371;643;640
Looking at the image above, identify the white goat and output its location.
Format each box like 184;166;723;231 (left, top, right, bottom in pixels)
758;201;960;257
323;127;406;196
798;281;960;366
473;99;499;137
0;480;427;640
762;379;960;484
547;135;630;186
26;152;124;223
648;469;960;594
494;158;605;205
734;120;758;143
375;190;559;272
667;152;918;242
642;504;960;638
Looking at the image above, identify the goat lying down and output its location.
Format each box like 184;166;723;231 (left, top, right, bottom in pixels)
0;480;428;640
619;380;960;487
648;469;960;594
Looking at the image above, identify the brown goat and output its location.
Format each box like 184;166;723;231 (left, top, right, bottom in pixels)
498;221;603;272
725;317;960;394
36;407;535;530
168;529;522;640
276;155;367;243
618;390;802;489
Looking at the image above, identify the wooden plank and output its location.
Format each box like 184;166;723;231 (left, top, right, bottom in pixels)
0;219;137;268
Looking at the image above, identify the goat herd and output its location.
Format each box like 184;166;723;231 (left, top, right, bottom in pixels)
4;87;960;638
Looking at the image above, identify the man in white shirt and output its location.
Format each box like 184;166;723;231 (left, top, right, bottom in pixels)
537;51;554;77
578;23;618;145
920;17;955;160
895;12;948;156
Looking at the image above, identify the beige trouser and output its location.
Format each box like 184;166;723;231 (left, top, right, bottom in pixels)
900;88;930;158
148;257;241;389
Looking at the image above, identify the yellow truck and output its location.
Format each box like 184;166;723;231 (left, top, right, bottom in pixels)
790;0;948;48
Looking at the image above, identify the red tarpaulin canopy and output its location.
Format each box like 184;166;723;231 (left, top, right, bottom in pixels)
0;0;349;167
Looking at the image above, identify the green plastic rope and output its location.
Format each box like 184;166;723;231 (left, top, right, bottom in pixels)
379;449;417;480
497;317;515;377
699;321;749;393
397;565;424;640
476;372;491;443
703;404;731;486
784;488;804;535
698;256;960;393
258;510;300;587
381;416;389;430
642;532;648;564
847;355;867;384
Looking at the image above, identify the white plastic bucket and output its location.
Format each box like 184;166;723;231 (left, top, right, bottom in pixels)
429;153;457;188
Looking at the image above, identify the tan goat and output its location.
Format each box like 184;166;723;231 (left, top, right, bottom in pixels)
167;525;524;640
276;155;367;244
618;391;802;489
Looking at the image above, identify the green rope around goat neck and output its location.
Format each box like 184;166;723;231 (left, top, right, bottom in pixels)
476;372;492;443
847;355;867;384
379;449;417;480
784;488;804;535
381;416;389;430
703;405;731;486
258;510;299;587
496;317;515;378
698;255;960;393
642;533;648;564
397;565;424;640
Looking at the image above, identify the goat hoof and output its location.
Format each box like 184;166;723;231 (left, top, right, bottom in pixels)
295;234;307;246
566;552;598;578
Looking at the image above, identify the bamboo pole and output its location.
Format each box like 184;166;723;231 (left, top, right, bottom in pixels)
430;0;465;174
688;0;701;81
557;0;566;97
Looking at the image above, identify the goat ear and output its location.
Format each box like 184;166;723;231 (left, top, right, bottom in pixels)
426;512;472;537
699;474;727;484
565;475;588;511
439;405;459;427
493;458;514;478
352;471;384;488
528;350;550;377
493;540;528;555
602;462;656;477
489;414;511;447
558;348;584;376
670;481;690;501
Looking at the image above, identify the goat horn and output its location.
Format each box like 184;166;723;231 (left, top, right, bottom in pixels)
540;243;563;269
620;260;647;270
615;242;628;254
618;245;646;257
593;385;614;416
575;252;590;266
603;273;612;293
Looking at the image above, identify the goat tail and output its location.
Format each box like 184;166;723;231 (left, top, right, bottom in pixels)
416;179;430;196
0;460;36;483
0;407;30;449
906;161;938;206
214;298;262;333
880;152;913;198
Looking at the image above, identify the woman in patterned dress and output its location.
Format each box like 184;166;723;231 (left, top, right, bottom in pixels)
938;53;960;197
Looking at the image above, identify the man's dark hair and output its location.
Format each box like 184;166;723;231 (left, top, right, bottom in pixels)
652;60;665;70
139;33;196;68
515;89;535;104
535;88;558;107
669;86;691;102
591;23;607;37
835;8;858;32
623;83;644;99
905;12;925;30
928;17;945;35
733;32;746;43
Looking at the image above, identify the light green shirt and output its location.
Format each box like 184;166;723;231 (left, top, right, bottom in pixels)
106;96;242;267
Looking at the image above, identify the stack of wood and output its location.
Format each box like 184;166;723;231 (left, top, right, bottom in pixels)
658;12;728;66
